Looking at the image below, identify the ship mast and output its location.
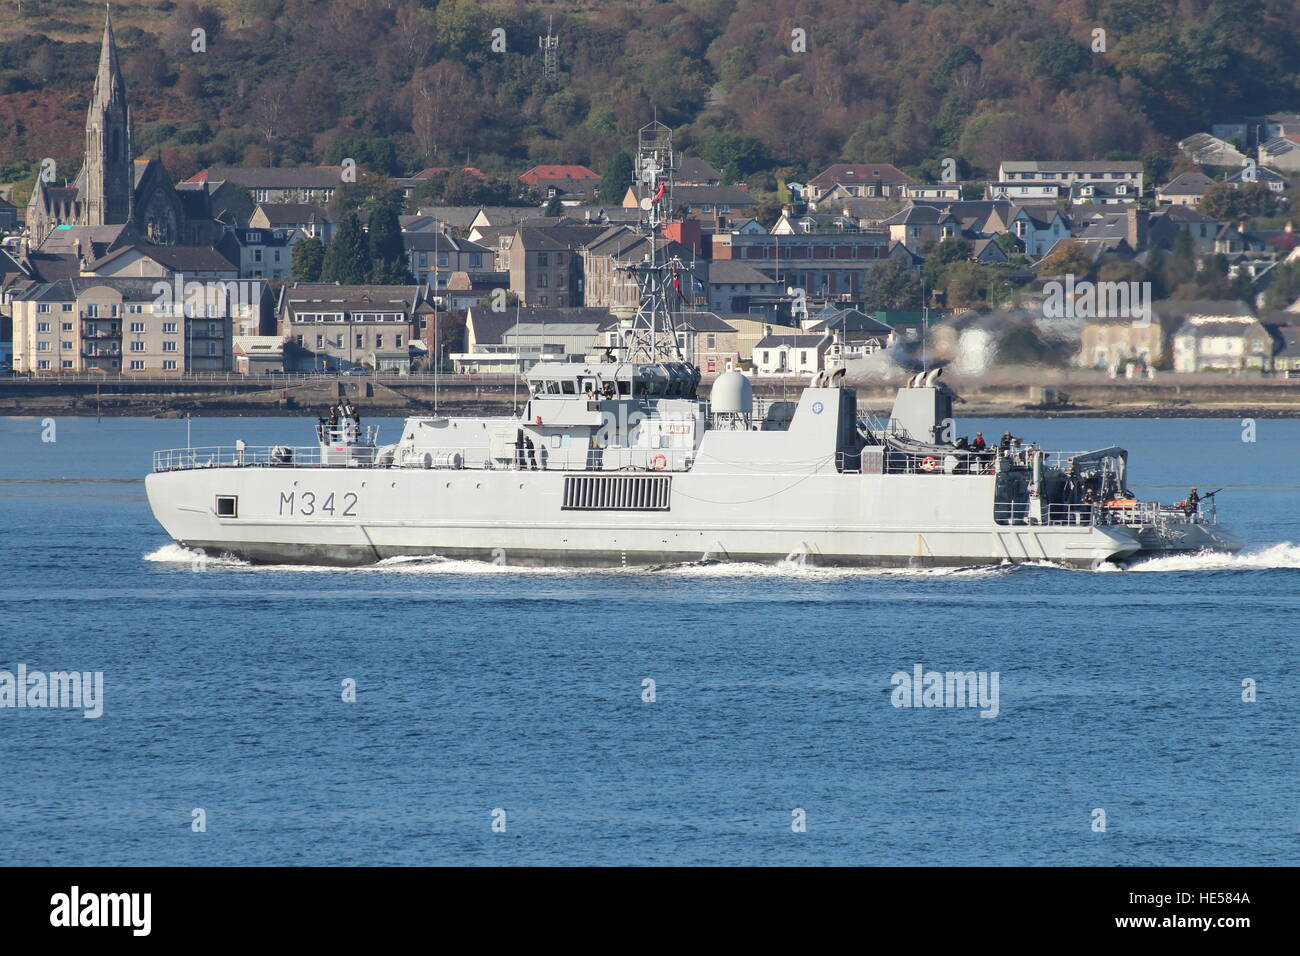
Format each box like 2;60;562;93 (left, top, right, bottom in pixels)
620;120;686;364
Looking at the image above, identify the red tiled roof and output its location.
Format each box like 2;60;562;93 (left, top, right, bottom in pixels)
519;165;601;184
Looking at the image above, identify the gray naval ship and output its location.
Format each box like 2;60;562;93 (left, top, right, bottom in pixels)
144;125;1240;571
145;357;1240;570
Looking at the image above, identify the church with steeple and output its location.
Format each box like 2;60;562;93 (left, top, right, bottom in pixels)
26;10;215;248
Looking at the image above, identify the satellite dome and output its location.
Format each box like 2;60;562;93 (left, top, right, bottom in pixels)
711;370;753;414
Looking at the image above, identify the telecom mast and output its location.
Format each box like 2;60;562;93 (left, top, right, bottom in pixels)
539;16;558;76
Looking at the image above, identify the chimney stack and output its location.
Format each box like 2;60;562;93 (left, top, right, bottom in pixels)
1126;207;1149;251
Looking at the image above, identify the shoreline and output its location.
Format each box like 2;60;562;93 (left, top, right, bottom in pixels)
3;376;1300;419
2;400;1297;419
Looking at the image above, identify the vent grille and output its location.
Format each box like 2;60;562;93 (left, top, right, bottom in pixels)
563;474;671;511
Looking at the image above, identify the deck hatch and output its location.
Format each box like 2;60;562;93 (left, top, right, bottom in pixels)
562;475;671;511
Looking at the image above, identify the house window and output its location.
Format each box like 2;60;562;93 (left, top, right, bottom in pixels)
537;253;549;267
130;341;145;352
375;334;384;349
163;360;177;370
61;341;72;350
206;342;217;356
395;334;403;348
762;351;769;364
469;254;482;268
163;341;177;352
130;360;144;370
61;322;73;331
130;322;145;332
61;359;73;369
162;322;177;333
61;304;73;312
36;322;50;333
36;341;51;351
356;333;364;348
37;303;50;313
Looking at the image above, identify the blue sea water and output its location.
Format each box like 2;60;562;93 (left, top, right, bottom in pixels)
1;413;1297;866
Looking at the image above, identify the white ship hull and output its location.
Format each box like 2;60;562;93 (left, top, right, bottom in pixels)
144;465;1239;570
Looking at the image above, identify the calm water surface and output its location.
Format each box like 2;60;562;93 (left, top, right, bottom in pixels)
1;414;1296;865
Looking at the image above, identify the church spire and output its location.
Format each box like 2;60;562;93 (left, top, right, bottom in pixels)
82;6;133;226
90;7;126;116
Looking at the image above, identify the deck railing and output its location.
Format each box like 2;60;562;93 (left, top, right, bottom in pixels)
994;500;1217;527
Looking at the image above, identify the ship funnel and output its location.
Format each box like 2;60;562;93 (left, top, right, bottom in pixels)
925;367;941;387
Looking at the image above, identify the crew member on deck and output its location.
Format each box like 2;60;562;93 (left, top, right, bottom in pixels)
1185;487;1200;516
971;432;986;451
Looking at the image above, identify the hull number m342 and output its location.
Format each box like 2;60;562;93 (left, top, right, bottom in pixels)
278;491;358;517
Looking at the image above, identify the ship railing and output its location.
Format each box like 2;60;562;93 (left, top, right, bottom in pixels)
153;445;377;471
886;451;998;475
994;500;1218;527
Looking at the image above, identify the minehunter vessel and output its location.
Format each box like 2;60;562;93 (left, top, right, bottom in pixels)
144;127;1240;571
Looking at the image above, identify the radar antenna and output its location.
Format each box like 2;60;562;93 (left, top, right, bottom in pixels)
618;121;686;363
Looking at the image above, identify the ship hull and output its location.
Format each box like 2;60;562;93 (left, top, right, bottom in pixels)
145;466;1240;571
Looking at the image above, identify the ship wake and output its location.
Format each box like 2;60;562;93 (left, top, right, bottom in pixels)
1121;542;1300;573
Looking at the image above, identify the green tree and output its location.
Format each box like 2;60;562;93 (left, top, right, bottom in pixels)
544;195;564;216
862;257;923;311
1037;240;1093;279
367;201;404;261
596;152;633;205
1199;182;1278;222
932;43;981;89
1023;35;1092;90
320;211;371;285
1264;262;1300;310
921;237;974;290
701;133;771;178
324;137;398;175
291;236;325;282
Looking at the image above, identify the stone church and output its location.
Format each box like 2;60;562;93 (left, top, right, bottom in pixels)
26;12;216;248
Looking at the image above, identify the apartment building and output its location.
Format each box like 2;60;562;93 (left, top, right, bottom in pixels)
10;276;233;374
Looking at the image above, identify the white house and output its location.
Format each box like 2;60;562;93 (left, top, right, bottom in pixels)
752;331;831;377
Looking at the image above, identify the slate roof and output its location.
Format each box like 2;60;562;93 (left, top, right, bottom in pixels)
1159;172;1216;195
807;164;916;189
707;261;781;285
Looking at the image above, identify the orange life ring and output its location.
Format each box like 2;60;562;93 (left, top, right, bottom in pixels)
650;454;667;471
920;456;938;473
1106;498;1136;508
